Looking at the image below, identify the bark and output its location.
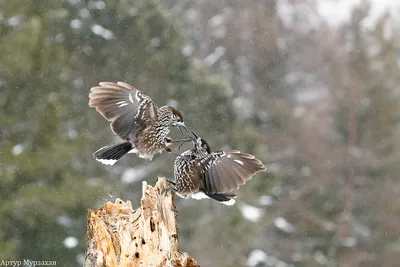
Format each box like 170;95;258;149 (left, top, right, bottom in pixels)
84;177;199;267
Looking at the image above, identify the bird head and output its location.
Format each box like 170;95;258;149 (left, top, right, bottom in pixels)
168;106;188;136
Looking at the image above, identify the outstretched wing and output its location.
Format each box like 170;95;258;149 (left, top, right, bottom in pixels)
200;150;266;193
89;82;158;140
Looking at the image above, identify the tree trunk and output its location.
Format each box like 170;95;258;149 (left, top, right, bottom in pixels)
84;177;199;267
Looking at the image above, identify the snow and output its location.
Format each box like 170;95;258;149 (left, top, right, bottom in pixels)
296;87;330;104
88;0;106;10
185;8;201;22
57;215;73;227
323;221;336;231
274;217;294;233
79;8;90;18
239;203;263;223
258;195;273;206
68;128;78;139
247;249;292;267
91;24;114;40
70;19;82;29
208;14;224;28
204;46;226;67
181;44;194;57
68;0;80;5
76;254;85;265
314;251;328;264
121;164;157;184
317;0;400;28
63;236;78;249
8;16;22;27
247;249;268;267
279;0;400;31
12;144;24;156
341;237;357;247
129;8;139;17
150;38;161;48
348;215;371;237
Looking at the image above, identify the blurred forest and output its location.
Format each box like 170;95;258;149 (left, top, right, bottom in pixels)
1;0;400;266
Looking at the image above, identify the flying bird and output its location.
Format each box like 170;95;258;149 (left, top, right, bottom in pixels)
89;82;187;165
169;131;266;205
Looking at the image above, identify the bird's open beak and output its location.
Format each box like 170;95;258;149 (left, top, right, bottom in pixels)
178;123;188;136
177;124;199;143
189;130;200;142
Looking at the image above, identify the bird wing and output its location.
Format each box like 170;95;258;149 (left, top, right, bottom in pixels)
89;82;158;140
200;150;266;193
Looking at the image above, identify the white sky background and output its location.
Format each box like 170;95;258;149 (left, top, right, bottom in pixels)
317;0;400;28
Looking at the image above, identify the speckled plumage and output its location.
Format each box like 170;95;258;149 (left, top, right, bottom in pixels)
171;136;266;205
89;82;185;164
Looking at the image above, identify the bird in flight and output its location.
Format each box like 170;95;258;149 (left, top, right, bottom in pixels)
169;131;266;205
89;82;187;165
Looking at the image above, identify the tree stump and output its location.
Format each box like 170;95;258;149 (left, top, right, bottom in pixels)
84;177;199;267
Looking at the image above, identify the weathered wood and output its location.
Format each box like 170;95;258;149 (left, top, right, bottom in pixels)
84;177;199;267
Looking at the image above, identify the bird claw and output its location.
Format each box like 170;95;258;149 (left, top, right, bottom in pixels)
161;180;177;196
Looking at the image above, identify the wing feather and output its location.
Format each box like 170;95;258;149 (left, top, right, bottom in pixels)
214;157;238;192
88;82;158;140
201;151;266;193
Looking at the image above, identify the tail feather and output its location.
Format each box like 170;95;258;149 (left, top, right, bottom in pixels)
205;193;236;206
93;142;133;165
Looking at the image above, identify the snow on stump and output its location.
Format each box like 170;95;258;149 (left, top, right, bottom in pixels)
84;177;199;267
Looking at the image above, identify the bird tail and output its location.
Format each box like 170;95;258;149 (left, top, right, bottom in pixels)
93;142;133;165
205;193;237;206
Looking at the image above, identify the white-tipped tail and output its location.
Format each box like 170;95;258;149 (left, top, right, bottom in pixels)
96;158;118;165
191;192;210;200
191;192;236;205
221;198;236;206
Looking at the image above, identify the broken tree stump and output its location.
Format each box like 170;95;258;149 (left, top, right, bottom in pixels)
84;177;199;267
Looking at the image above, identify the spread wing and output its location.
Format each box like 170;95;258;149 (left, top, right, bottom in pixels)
200;150;266;193
88;82;158;140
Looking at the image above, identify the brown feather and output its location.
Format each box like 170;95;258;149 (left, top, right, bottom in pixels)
168;106;184;121
88;82;158;140
202;150;266;193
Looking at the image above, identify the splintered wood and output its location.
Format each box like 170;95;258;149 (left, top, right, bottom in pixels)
84;177;199;267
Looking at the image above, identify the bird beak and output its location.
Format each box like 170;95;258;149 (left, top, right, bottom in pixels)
178;125;199;143
189;130;200;141
178;123;189;136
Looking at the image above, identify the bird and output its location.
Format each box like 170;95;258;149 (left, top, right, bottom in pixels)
88;81;187;165
169;131;266;205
